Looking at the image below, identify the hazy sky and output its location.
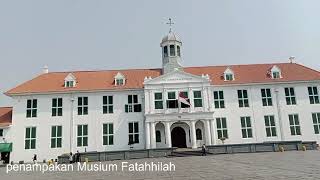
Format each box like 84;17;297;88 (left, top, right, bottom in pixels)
0;0;319;106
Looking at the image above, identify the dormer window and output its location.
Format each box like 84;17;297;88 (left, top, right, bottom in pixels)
64;73;76;88
114;72;125;86
116;79;124;86
270;65;282;79
224;67;234;81
272;71;280;79
65;81;74;88
225;74;234;81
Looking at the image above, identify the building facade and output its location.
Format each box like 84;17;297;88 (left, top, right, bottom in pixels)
0;107;13;164
4;30;320;163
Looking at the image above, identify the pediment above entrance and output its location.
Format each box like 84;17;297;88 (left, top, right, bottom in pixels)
144;70;211;85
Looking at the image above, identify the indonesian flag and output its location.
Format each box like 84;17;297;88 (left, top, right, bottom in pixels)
178;92;191;106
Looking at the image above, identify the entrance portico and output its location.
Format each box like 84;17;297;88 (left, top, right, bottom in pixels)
145;112;215;149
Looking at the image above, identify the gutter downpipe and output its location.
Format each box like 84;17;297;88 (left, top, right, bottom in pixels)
275;88;285;141
70;95;75;153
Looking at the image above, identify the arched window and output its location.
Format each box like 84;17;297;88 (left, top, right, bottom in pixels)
196;129;202;140
163;46;168;57
177;45;181;57
156;130;161;142
169;45;175;56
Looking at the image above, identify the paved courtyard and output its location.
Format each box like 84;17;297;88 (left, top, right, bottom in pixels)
1;151;320;180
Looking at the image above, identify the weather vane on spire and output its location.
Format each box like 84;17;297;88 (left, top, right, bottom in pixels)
166;18;174;32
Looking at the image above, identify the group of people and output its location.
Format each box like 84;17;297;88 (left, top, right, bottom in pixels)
31;151;81;164
69;151;81;164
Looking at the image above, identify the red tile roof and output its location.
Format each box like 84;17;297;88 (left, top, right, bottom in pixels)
5;63;320;95
0;107;12;127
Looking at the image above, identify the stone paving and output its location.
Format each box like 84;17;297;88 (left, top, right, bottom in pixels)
1;151;319;180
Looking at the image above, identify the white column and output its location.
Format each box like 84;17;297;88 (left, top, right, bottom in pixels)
150;122;156;149
205;120;212;145
189;88;194;113
165;122;172;148
210;119;216;145
145;122;150;149
190;121;197;149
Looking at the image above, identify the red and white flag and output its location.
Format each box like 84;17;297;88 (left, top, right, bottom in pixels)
178;92;191;106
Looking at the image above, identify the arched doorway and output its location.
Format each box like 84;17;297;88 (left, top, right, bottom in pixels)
171;127;187;148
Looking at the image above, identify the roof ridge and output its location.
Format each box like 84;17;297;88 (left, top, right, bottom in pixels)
184;62;291;69
45;68;162;74
293;63;320;74
39;62;292;74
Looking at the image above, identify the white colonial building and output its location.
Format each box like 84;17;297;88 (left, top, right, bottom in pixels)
2;30;320;163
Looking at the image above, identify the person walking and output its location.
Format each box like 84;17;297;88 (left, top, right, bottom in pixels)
75;151;80;163
201;144;207;156
69;152;73;164
32;154;37;164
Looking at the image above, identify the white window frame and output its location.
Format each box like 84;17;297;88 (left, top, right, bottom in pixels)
77;124;88;147
128;122;139;144
308;86;320;104
284;87;296;105
51;125;62;148
264;115;277;137
25;127;36;149
216;117;228;139
193;90;203;108
103;123;114;145
126;95;141;112
26;99;37;118
261;88;273;106
65;80;75;87
52;98;63;117
103;96;113;114
238;90;249;107
240;116;253;138
213;91;225;108
166;91;178;109
64;73;76;87
78;97;88;115
288;114;301;136
312;113;320;134
154;92;163;109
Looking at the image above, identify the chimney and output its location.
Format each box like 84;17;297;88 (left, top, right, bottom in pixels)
43;65;49;74
289;56;295;63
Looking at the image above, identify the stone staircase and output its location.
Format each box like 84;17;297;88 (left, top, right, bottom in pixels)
170;148;212;157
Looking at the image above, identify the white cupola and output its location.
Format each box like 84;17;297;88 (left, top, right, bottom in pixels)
160;19;183;74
